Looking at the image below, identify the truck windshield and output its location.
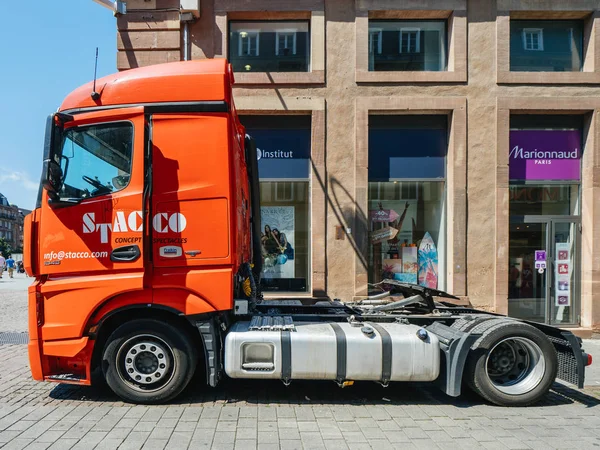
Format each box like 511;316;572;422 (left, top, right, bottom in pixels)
57;122;133;201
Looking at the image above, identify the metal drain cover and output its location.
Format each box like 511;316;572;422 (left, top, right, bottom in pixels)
0;332;29;345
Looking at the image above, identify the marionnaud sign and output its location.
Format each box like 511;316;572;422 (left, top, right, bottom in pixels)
509;130;581;181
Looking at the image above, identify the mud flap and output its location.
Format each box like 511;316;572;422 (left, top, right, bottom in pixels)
523;321;586;389
426;322;481;397
196;319;222;387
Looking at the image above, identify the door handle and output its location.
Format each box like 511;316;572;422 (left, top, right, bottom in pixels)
110;245;141;263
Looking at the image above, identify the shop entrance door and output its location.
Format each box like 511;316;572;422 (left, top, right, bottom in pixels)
508;217;580;326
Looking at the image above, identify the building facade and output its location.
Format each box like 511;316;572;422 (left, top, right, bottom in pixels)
114;0;600;335
0;193;20;252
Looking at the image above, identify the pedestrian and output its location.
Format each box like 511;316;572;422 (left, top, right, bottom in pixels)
0;252;4;279
5;255;15;279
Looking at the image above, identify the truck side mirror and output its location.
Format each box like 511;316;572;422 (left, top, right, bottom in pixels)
40;113;72;202
41;159;63;199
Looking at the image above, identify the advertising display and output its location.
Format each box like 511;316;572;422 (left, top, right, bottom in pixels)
261;206;295;280
509;130;581;181
555;243;571;307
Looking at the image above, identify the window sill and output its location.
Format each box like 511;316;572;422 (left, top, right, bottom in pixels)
356;70;466;83
497;70;600;84
233;70;324;85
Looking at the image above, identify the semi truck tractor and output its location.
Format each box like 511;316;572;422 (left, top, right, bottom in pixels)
24;59;591;406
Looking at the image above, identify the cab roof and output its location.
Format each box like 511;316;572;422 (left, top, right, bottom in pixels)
60;59;231;112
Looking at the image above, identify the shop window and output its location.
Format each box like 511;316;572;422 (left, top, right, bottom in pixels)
242;115;311;293
508;115;583;326
229;21;310;73
368;20;447;71
368;115;447;290
510;20;583;72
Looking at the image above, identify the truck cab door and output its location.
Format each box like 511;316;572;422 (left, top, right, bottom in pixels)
37;107;147;285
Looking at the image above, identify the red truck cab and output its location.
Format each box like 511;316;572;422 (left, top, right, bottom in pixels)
24;60;258;401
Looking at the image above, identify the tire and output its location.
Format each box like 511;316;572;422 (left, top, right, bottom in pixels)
102;319;198;404
464;321;557;407
451;316;497;333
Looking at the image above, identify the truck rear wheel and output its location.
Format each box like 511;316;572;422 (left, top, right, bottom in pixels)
102;319;197;404
464;321;557;406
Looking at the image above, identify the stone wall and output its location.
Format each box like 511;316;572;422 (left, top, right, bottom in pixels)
116;0;600;334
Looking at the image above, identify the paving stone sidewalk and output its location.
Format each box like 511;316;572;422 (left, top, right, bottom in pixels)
2;279;600;449
1;343;600;450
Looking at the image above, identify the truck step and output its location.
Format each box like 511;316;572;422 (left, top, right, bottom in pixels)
248;316;295;331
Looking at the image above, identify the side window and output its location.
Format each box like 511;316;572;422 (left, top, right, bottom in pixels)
58;122;133;201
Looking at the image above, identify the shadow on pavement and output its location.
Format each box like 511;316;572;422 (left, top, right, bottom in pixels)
48;373;600;408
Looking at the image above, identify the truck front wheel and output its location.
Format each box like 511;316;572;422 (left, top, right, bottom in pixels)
464;321;558;407
102;319;197;404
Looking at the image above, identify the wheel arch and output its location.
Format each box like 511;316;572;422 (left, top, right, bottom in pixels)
89;304;211;381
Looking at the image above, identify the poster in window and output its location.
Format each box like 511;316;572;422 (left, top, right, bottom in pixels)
261;206;295;279
555;242;571;307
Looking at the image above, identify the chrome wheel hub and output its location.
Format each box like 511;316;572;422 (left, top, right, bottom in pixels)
117;335;175;392
485;337;545;395
124;341;170;385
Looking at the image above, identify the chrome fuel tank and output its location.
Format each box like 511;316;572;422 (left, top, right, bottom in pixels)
224;320;440;382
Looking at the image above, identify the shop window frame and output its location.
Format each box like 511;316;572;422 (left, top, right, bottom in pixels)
355;0;467;83
497;2;600;84
355;96;467;299
496;98;600;334
234;103;326;297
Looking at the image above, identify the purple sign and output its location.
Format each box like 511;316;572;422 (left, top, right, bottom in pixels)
509;130;581;181
535;250;546;262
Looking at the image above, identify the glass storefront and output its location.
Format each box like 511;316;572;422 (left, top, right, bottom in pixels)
368;115;447;289
242;116;311;293
508;115;582;326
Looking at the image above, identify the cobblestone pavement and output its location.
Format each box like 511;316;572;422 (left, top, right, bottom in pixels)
0;274;29;333
2;283;600;449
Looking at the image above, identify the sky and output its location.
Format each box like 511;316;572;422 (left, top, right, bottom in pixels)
0;1;117;210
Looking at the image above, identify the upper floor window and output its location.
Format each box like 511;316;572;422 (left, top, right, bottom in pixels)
368;20;447;72
230;21;310;73
510;20;583;72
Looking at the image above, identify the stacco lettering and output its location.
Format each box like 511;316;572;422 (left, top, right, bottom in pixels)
83;211;187;243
